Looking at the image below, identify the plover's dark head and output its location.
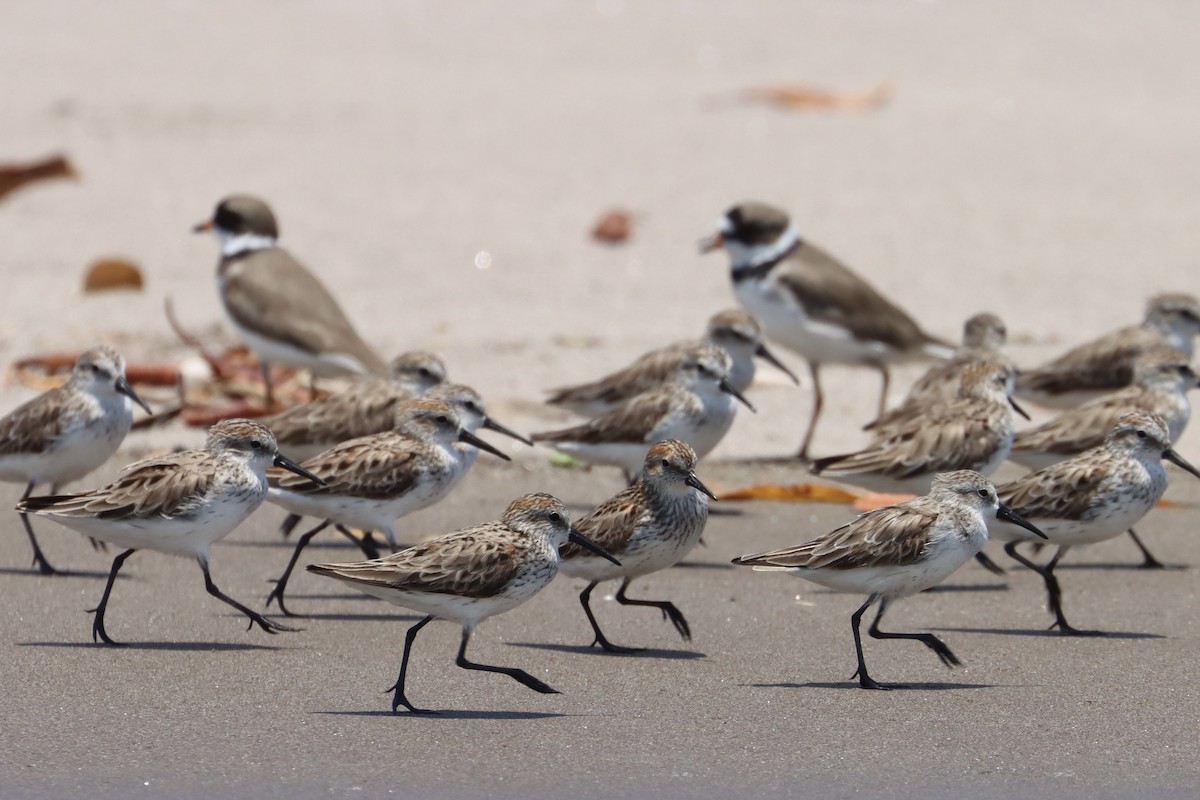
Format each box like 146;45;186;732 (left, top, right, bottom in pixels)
194;195;280;239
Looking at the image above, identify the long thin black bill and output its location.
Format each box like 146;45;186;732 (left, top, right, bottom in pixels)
685;472;719;501
483;416;533;446
719;377;756;413
1163;447;1200;480
116;377;153;415
274;454;326;486
754;343;800;385
1008;395;1031;421
996;503;1047;539
568;528;621;566
458;429;512;461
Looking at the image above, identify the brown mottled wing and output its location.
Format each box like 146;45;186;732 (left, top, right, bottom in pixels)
220;249;386;373
0;388;70;457
1012;394;1135;455
532;390;676;444
21;452;215;520
269;434;420;499
311;526;521;598
562;485;649;558
997;457;1110;520
775;243;946;351
734;501;938;570
265;381;404;445
546;346;682;409
1016;326;1158;394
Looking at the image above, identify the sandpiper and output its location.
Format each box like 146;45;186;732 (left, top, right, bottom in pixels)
732;470;1045;689
561;440;716;652
992;410;1200;635
307;493;620;714
546;308;796;417
1016;293;1200;408
700;201;952;461
532;343;754;482
194;194;386;404
0;346;151;574
264;397;512;614
15;419;319;645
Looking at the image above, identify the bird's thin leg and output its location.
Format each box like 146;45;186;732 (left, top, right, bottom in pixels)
1004;542;1101;636
798;361;823;463
89;548;136;645
201;559;297;634
850;594;886;690
336;525;381;559
867;597;961;668
266;520;331;615
279;513;303;539
974;551;1007;575
580;581;641;653
1126;528;1172;570
875;364;891;418
19;481;59;575
455;627;559;695
614;577;690;641
386;615;436;714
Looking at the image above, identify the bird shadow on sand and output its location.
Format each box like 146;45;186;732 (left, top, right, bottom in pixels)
934;625;1165;640
749;680;994;691
269;611;421;623
510;641;705;660
0;566;120;579
1055;561;1188;572
673;559;734;571
922;582;1009;593
313;708;568;721
17;640;285;652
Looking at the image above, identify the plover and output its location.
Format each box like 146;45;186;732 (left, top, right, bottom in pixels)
546;308;796;417
560;439;716;652
732;470;1045;689
700;201;952;461
194;194;386;404
15;419;319;645
0;346;151;574
1016;292;1200;408
264;397;511;614
811;360;1019;495
532;343;754;482
993;410;1200;635
306;493;619;714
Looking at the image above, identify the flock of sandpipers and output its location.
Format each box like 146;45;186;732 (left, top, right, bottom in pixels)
2;195;1197;711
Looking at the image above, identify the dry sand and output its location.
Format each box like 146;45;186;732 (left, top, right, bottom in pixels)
2;2;1200;798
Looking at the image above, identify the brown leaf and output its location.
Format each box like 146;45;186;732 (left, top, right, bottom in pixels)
591;209;632;243
83;258;144;293
711;82;892;113
718;482;860;503
0;154;78;202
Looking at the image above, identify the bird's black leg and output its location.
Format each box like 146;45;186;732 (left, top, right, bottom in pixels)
974;551;1007;575
615;577;690;641
202;559;297;634
1126;528;1174;570
455;626;559;695
19;481;59;575
387;615;436;714
867;597;961;668
336;525;381;559
1004;542;1101;636
850;594;886;689
279;513;303;539
89;548;136;645
798;361;823;463
580;581;641;653
266;520;331;615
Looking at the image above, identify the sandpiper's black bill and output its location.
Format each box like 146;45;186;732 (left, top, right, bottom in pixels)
1163;447;1200;480
116;376;153;415
459;429;512;461
1008;396;1031;421
719;377;756;413
697;232;723;253
754;343;800;385
275;454;326;486
685;472;719;501
568;528;621;566
483;416;533;446
996;503;1047;539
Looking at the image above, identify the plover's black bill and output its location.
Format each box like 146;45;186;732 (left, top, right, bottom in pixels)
719;377;756;413
274;454;326;486
1008;396;1031;421
568;528;621;566
996;503;1047;539
754;342;800;385
483;416;533;446
1163;447;1200;480
685;472;719;501
116;376;153;415
458;429;512;461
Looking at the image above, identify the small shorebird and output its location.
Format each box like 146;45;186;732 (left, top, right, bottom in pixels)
866;312;1011;434
561;440;716;652
1016;292;1200;408
532;343;754;482
264;398;511;614
307;493;620;714
992;410;1200;635
811;360;1020;495
0;346;151;574
700;201;952;461
16;419;320;645
424;383;532;472
194;194;386;404
732;470;1045;689
546;308;796;417
263;351;448;463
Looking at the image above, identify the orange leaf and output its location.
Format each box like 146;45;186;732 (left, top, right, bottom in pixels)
718;482;860;503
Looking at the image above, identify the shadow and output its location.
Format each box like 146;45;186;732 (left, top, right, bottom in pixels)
276;591;375;602
934;626;1166;640
1056;562;1189;572
707;506;745;518
674;560;734;571
270;612;422;623
923;583;1009;593
509;641;705;660
0;567;120;579
313;709;568;720
749;680;995;691
18;640;286;651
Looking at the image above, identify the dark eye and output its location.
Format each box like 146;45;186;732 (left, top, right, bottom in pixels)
977;489;989;498
90;364;103;375
548;511;562;524
467;403;480;414
250;439;263;450
436;414;450;424
418;368;432;378
661;458;670;468
1136;430;1148;439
